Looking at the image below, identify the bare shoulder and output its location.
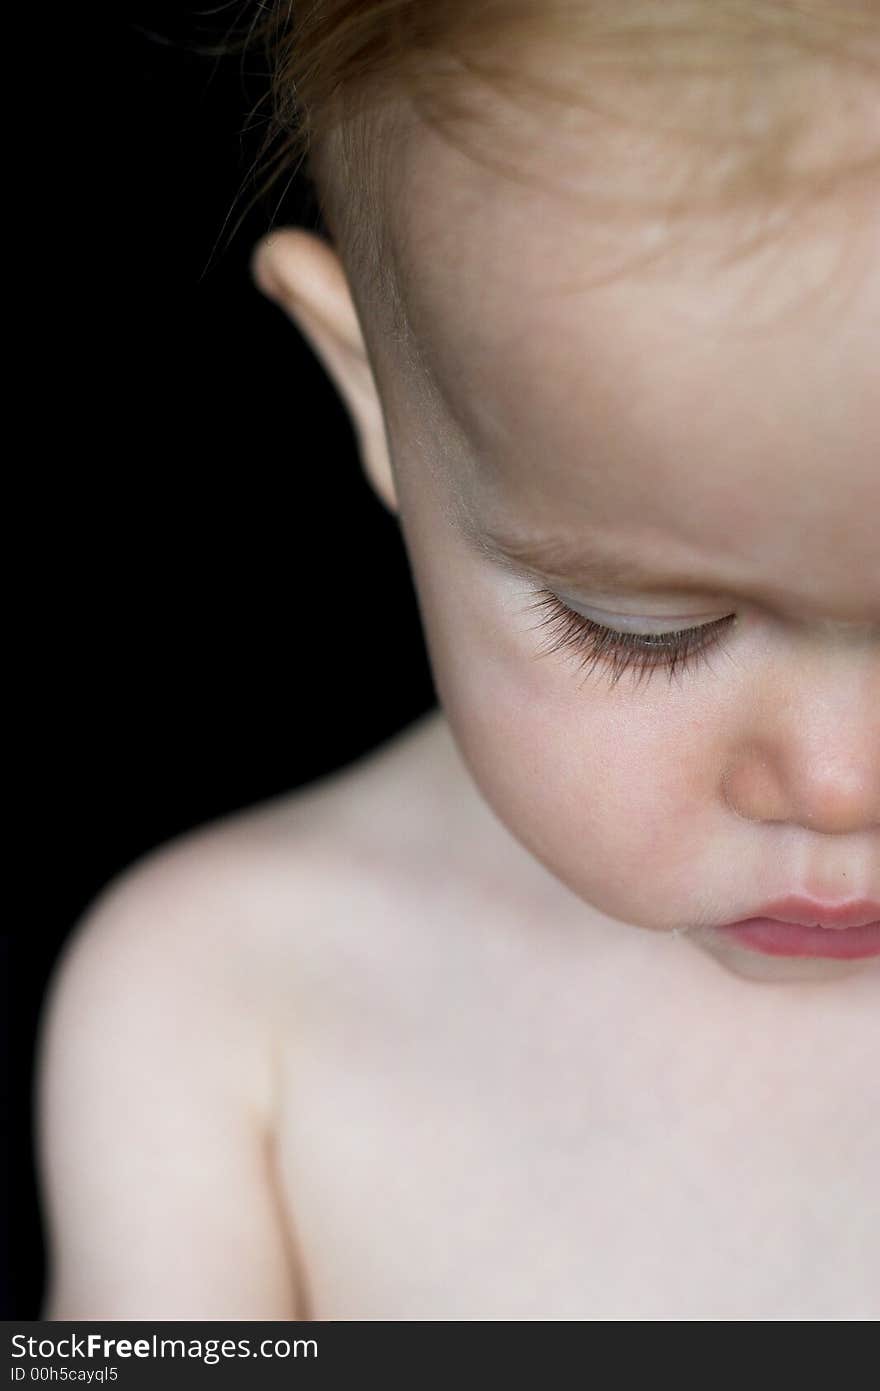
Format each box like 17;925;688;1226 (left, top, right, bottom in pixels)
72;710;452;931
36;711;470;1318
185;705;507;920
54;709;496;1022
43;704;542;1095
99;705;544;1033
36;709;584;1319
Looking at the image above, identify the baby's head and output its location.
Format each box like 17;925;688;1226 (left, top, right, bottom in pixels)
249;1;880;986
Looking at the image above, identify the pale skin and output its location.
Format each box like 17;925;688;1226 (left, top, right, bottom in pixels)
36;94;878;1319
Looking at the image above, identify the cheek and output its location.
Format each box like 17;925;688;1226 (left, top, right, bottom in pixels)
410;543;724;922
452;658;700;898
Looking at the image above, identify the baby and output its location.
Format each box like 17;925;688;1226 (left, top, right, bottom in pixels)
36;1;878;1320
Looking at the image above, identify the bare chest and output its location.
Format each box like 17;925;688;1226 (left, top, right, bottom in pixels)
271;921;880;1320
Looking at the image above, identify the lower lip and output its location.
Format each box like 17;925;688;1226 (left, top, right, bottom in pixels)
716;918;880;959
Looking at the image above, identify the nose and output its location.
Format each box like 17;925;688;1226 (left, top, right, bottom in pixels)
723;748;880;833
721;662;880;833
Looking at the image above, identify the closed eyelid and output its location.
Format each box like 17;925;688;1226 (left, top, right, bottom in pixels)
518;586;738;691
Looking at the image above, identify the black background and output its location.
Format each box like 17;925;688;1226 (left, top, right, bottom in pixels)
5;3;435;1318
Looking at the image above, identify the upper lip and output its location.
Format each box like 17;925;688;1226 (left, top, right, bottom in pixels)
735;895;880;931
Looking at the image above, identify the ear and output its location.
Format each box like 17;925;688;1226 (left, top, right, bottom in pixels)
250;228;397;514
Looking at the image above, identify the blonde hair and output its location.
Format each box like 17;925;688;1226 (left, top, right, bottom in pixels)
233;1;880;302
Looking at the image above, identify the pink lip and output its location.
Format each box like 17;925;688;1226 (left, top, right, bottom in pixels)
745;895;880;930
716;919;880;959
716;897;880;959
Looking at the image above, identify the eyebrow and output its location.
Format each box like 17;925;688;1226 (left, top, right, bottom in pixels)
462;518;727;596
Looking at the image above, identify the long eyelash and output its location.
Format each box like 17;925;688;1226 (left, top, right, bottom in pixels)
519;588;737;692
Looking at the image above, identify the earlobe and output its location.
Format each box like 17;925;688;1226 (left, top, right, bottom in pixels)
250;228;398;515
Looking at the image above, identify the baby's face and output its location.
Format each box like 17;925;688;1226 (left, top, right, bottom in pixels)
355;111;880;986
